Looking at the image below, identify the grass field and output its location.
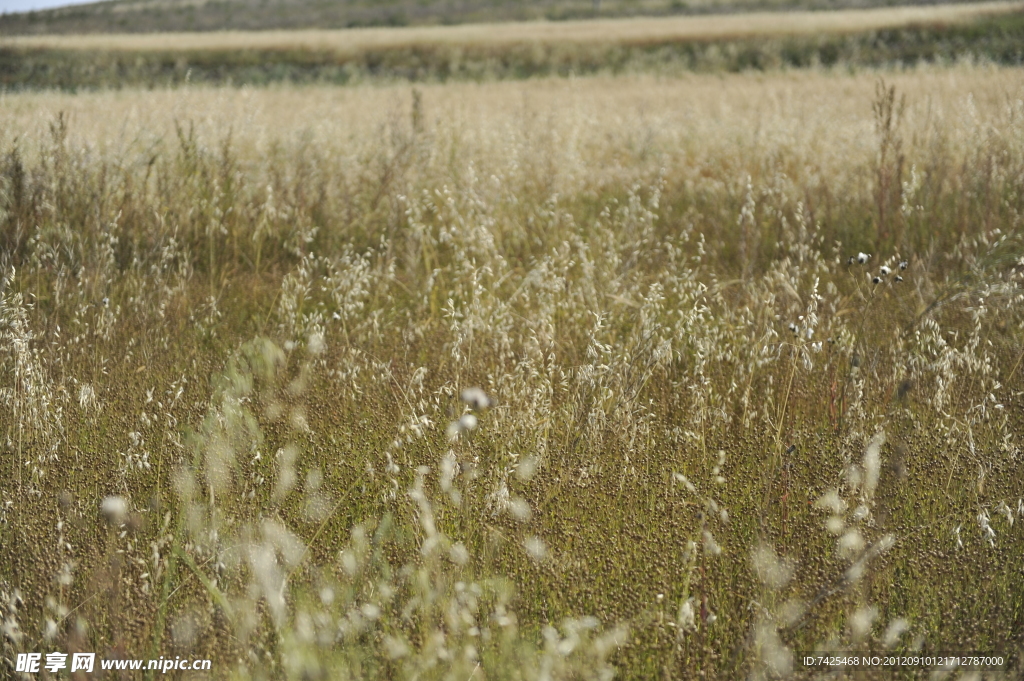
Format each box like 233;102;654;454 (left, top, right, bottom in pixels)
1;0;1016;35
1;60;1024;679
6;1;1023;51
3;2;1024;91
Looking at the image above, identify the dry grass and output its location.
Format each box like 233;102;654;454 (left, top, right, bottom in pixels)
4;65;1022;174
2;0;1022;52
1;64;1023;679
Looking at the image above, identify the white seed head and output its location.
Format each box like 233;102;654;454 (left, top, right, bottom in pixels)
838;529;865;560
384;636;410;660
524;535;548;561
678;598;695;631
307;331;325;355
845;559;866;584
78;384;98;411
857;252;871;264
516;456;539;481
778;600;806;627
460;387;493;410
816;489;847;514
509;497;532;522
674;473;696;494
862;431;885;499
449;542;470;565
702;530;721;556
754;621;793;677
850;606;878;642
882;618;910;647
447;413;480;440
751;543;794;589
100;496;128;526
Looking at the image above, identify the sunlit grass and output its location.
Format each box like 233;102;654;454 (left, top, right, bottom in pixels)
1;65;1023;679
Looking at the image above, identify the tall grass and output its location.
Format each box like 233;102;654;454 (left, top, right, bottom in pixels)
1;66;1023;679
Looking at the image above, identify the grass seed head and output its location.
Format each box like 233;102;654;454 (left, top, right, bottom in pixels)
99;496;127;526
460;387;492;410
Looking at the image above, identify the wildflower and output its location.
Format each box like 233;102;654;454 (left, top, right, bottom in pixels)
899;260;909;270
857;252;871;264
872;276;882;285
879;265;891;276
788;322;798;334
894;276;903;283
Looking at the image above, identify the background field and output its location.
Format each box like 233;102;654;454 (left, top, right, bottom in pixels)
1;60;1024;678
3;1;1024;90
0;0;1016;34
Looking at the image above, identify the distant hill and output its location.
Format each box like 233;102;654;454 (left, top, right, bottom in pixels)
0;0;1004;35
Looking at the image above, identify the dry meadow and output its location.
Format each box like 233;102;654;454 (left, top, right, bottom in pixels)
1;63;1024;679
3;1;1021;52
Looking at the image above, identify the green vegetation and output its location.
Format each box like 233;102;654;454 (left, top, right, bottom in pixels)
0;0;1008;35
2;10;1024;91
1;68;1023;679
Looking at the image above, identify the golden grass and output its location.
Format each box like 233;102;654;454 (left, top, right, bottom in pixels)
2;64;1023;678
2;0;1021;52
3;63;1021;189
